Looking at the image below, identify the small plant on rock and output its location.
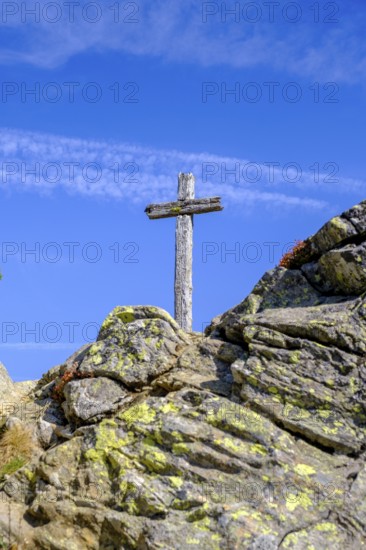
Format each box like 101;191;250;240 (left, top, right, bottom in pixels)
51;361;94;403
279;240;308;269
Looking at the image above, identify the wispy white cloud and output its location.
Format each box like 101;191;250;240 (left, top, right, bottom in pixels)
0;342;79;350
0;1;365;83
0;127;364;211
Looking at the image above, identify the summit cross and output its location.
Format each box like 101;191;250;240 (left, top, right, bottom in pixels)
145;173;223;332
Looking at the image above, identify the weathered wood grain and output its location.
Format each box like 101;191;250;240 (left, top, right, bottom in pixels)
174;174;194;332
145;197;223;220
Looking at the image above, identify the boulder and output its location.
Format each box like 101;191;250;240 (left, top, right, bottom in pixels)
77;306;190;389
62;377;129;423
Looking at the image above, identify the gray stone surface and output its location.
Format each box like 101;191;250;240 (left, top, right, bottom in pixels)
63;377;129;422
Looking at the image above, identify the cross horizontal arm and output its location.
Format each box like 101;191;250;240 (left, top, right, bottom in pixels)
145;197;223;220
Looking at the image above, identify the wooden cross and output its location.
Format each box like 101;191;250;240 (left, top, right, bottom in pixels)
145;173;223;332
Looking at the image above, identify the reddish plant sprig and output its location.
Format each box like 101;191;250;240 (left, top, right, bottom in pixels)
51;361;94;403
279;240;307;269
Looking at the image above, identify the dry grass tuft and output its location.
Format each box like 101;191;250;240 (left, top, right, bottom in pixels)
0;424;35;478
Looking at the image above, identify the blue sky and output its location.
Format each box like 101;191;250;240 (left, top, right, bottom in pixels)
0;0;366;380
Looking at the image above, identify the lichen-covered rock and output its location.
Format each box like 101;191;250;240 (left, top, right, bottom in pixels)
78;305;190;389
2;201;366;548
311;242;366;294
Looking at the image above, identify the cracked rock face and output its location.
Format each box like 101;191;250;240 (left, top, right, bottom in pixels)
1;203;366;548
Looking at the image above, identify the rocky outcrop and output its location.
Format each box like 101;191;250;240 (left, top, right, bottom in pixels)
207;201;366;459
0;361;37;421
1;201;366;548
0;361;16;404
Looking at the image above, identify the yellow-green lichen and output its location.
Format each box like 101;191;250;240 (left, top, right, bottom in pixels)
214;437;242;454
250;443;267;456
119;402;156;427
315;522;338;533
116;308;135;323
285;490;313;512
159;402;180;414
294;464;316;476
168;476;184;489
172;442;189;455
170;430;184;442
140;448;168;473
349;377;358;393
89;342;103;355
186;538;200;545
22;468;37;483
290;350;301;364
84;418;129;463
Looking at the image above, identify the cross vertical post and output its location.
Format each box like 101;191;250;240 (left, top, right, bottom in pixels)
175;173;195;331
145;173;223;332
